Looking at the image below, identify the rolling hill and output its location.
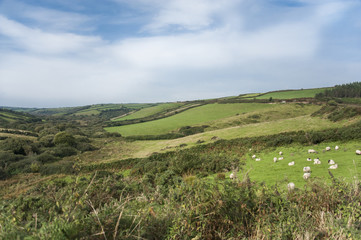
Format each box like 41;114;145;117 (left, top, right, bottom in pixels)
2;84;361;239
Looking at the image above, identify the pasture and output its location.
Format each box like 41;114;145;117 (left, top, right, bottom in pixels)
255;88;329;99
105;103;275;136
113;102;184;121
243;141;361;186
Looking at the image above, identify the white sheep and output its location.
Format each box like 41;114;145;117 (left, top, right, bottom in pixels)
288;161;295;166
303;173;311;180
328;159;335;165
356;150;361;155
255;158;261;161
314;159;321;164
278;157;284;160
329;164;338;169
335;146;339;150
279;151;283;155
287;182;295;191
303;166;311;172
252;154;256;159
326;147;331;151
273;157;278;163
307;158;312;162
230;173;235;180
308;149;317;154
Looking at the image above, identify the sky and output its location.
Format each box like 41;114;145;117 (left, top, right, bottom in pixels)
0;0;361;107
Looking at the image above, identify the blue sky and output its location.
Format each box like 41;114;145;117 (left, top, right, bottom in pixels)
0;0;360;107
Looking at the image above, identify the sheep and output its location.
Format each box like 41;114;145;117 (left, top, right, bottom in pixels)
314;158;321;164
287;182;295;191
335;146;339;150
288;161;295;166
307;158;312;162
255;158;261;161
328;159;335;165
303;166;311;172
325;147;331;151
278;157;284;160
273;157;278;163
303;173;311;180
329;164;338;169
279;151;283;155
308;149;317;154
230;173;235;180
356;150;361;155
252;154;256;159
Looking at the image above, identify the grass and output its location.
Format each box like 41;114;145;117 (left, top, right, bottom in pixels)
105;103;275;136
95;115;360;163
243;141;361;187
255;88;330;99
113;102;184;121
153;115;357;151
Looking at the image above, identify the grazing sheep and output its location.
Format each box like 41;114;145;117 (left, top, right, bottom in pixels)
252;155;256;159
278;157;284;160
288;182;295;191
230;173;235;180
314;158;321;164
288;161;295;166
307;158;312;162
303;166;311;172
273;157;278;163
326;147;331;151
335;146;339;150
328;159;335;165
279;151;283;155
356;150;361;155
255;158;261;161
308;149;317;154
303;173;311;180
329;164;338;169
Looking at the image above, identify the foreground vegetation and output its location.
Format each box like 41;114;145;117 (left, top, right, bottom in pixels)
1;84;361;239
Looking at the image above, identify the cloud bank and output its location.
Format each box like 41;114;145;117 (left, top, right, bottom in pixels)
0;0;360;107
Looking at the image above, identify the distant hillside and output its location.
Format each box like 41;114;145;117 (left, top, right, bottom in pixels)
0;108;41;126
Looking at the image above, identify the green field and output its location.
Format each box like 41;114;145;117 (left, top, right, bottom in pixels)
105;103;275;136
113;102;184;121
243;141;361;186
255;88;329;99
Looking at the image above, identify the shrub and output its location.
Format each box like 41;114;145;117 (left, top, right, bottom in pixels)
37;152;60;164
50;144;77;158
53;132;76;147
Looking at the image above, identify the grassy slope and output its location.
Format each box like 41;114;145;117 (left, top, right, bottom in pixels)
0;109;35;124
255;88;329;99
243;141;361;187
105;103;275;136
95;115;360;163
113;102;184;121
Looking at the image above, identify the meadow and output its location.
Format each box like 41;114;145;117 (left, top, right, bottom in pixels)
106;103;277;136
112;102;184;121
255;88;329;99
243;141;361;186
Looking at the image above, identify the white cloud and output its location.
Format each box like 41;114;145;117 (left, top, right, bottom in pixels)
1;0;360;107
0;15;103;55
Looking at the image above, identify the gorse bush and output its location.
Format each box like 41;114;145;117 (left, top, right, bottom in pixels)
1;172;360;239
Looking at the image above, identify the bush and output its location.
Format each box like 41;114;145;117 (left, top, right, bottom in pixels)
50;144;77;158
53;132;76;147
37;152;60;164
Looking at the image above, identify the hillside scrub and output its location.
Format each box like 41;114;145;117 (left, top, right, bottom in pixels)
1;171;360;239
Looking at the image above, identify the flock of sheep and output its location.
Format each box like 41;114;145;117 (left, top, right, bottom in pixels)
242;145;361;191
